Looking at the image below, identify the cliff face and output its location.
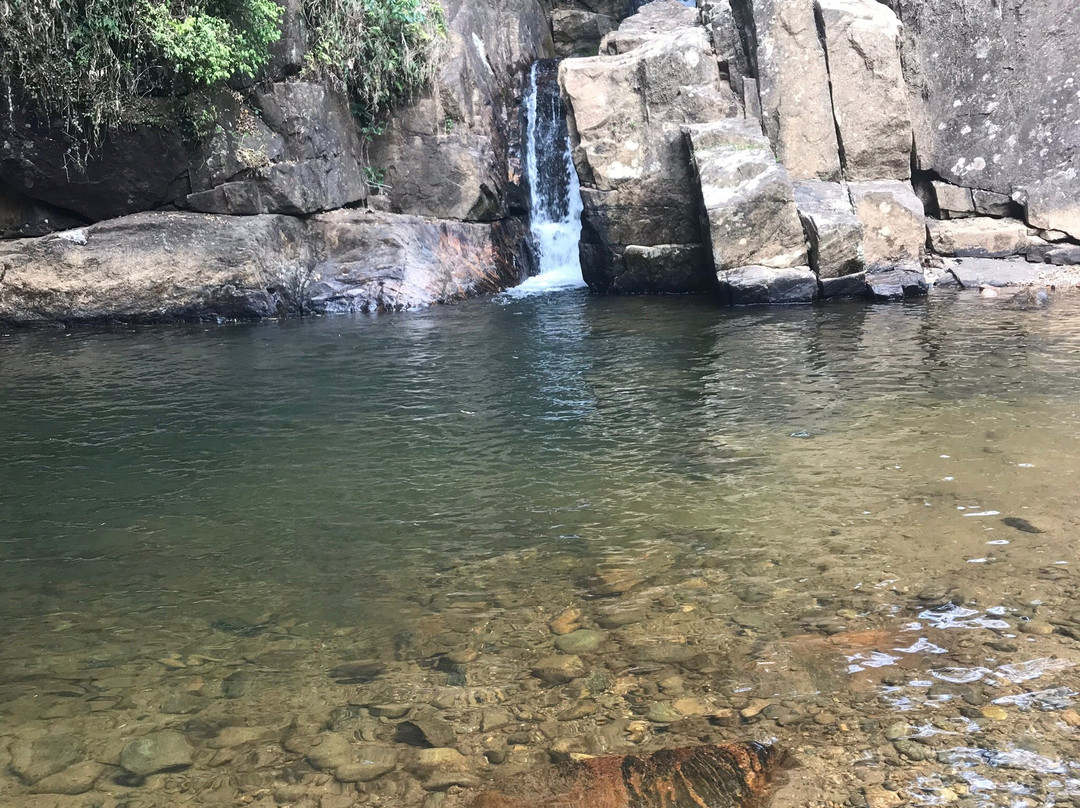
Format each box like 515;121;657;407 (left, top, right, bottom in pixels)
0;0;1077;322
557;0;1079;302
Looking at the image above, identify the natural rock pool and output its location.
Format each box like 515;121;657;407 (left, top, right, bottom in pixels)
2;290;1080;808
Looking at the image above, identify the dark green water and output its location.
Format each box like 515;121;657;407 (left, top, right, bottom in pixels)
2;290;1080;807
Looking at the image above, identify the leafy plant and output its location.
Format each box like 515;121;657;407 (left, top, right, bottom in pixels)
303;0;446;127
0;0;283;160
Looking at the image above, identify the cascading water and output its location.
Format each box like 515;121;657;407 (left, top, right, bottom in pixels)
506;60;587;296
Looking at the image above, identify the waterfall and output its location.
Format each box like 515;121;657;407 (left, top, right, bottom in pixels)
506;60;586;296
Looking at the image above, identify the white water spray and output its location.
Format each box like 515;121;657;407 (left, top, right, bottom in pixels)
505;61;586;297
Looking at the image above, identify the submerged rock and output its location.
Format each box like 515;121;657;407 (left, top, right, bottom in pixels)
120;730;194;777
469;742;783;808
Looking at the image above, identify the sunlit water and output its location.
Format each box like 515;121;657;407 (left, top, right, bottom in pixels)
2;290;1080;807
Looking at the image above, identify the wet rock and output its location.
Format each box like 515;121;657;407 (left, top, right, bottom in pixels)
531;655;586;685
741;699;772;720
672;698;712;717
891;739;928;761
584;568;643;597
719;266;819;305
397;714;456;748
209;725;282;748
632;643;699;665
685;119;807;273
469;742;782;808
1020;620;1054;636
555;630;607;655
370;704;412;718
645;703;683;723
481;709;513;732
980;705;1008;721
10;735;85;785
596;607;646;628
558;701;598;721
815;0;911;180
223;671;256;699
549;608;582;636
408;747;477;791
333;746;399;783
120;730;194;777
328;661;386;684
820;271;869;298
1001;517;1044;534
1062;709;1080;728
28;761;105;795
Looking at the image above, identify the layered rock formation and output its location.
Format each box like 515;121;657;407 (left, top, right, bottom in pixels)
560;0;1079;303
1;0;1077;321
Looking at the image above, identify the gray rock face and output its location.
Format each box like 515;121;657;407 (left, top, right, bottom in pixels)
927;217;1030;259
718;265;819;304
848;181;926;271
0;181;85;238
0;210;528;323
815;0;911;181
793;180;864;277
890;0;1080;238
369;0;551;220
186;82;367;216
552;9;616;57
744;0;842;180
820;271;868;298
0;104;190;221
120;731;194;777
685;120;807;272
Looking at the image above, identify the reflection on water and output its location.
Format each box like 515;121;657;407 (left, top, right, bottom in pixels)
2;291;1080;807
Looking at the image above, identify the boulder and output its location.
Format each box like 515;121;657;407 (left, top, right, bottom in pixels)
612;244;714;293
931;181;975;218
815;0;911;181
793;180;864;277
552;9;616;57
819;271;868;298
949;257;1048;289
531;655;586;684
890;0;1080;239
848;181;926;271
972;189;1017;219
926;217;1030;258
562;7;740;293
718;265;819;304
0;210;528;323
700;0;751;96
744;0;841;180
685;120;807;272
186;82;367;216
866;267;927;300
600;0;701;54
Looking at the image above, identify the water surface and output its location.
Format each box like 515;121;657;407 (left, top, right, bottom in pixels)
2;291;1079;807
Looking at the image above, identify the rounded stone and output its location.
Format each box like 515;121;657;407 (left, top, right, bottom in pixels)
120;731;194;776
554;630;606;655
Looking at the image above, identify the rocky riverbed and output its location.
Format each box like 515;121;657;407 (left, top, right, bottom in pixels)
4;294;1080;808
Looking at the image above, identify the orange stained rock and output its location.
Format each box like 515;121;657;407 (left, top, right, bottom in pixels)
469;742;784;808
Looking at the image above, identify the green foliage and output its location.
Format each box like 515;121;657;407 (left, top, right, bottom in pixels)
0;0;283;158
303;0;446;126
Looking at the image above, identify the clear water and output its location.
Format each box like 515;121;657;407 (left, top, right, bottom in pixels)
2;291;1080;807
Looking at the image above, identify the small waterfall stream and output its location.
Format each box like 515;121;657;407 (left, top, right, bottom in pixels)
507;60;586;296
